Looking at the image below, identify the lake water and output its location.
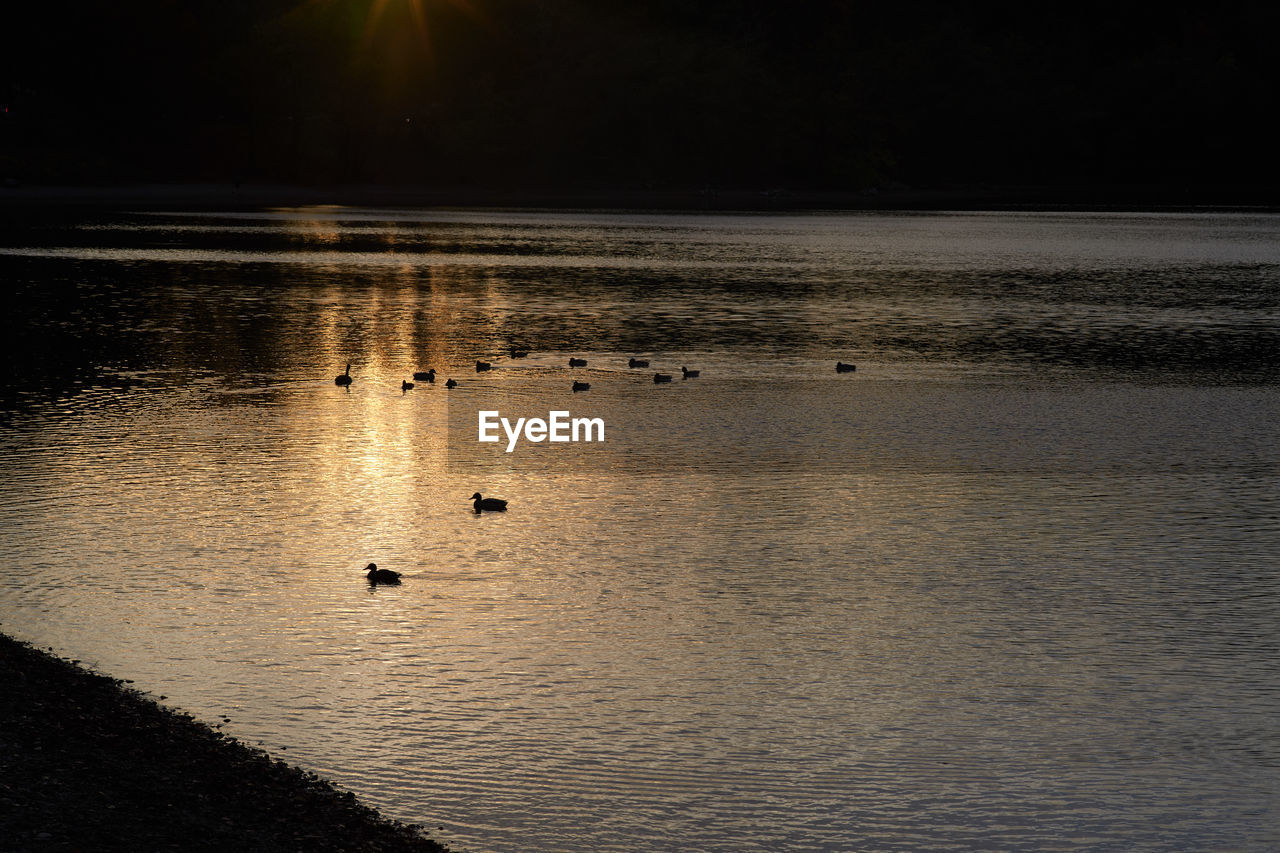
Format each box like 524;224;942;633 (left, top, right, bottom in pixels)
2;208;1279;852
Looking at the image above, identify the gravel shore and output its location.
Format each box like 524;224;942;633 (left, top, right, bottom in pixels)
0;632;451;853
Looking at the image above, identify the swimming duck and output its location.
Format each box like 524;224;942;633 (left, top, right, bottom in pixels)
413;369;436;382
835;361;857;373
628;358;649;368
335;364;352;386
476;360;492;372
471;492;508;512
445;378;458;388
572;381;590;392
569;357;588;367
653;373;673;383
365;563;402;584
681;366;700;378
510;349;529;359
401;380;414;391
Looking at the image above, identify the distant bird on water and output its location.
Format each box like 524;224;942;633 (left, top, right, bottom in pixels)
653;373;673;383
335;364;352;386
681;366;700;379
569;357;588;367
401;380;414;391
510;349;529;359
628;358;649;368
413;369;436;382
836;361;857;373
365;563;402;584
471;492;508;512
445;378;458;388
572;381;590;392
476;360;492;372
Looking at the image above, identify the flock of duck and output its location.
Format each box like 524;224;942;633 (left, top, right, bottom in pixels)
348;351;855;586
336;352;856;394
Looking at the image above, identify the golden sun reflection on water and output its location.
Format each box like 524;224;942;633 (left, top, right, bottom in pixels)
278;212;345;246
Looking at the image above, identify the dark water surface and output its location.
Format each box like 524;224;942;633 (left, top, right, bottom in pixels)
2;209;1278;851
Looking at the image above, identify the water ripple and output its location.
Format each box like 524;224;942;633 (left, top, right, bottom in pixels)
2;210;1278;852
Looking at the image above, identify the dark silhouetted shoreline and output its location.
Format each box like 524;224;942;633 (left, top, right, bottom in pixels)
0;631;449;853
2;182;1277;214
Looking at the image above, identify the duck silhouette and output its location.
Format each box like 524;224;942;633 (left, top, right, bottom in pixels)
510;349;529;358
836;361;857;373
365;563;402;584
569;357;588;367
413;369;436;382
628;358;649;368
471;492;508;512
401;380;414;391
572;381;590;392
445;378;458;388
681;366;700;378
653;373;673;383
476;360;492;372
335;364;352;386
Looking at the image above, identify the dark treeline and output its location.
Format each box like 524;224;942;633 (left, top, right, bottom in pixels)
2;1;1277;196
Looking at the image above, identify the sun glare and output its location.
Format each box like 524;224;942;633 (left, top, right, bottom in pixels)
360;0;478;51
364;0;422;45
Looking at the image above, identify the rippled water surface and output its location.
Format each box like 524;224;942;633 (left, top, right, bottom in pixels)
3;209;1279;851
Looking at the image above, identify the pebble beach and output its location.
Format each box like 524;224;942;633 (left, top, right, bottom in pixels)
0;632;450;853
